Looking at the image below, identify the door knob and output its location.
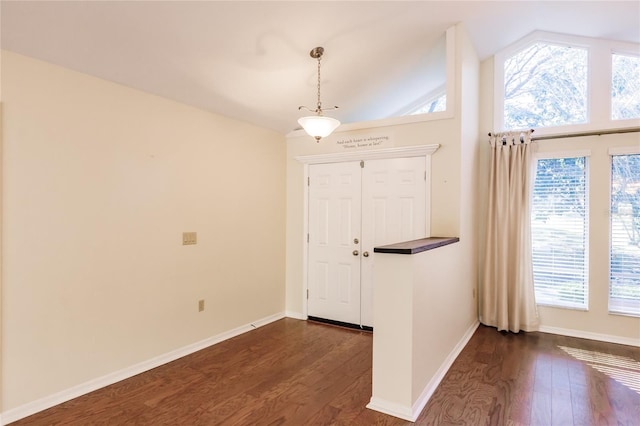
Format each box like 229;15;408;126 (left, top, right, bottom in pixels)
354;238;359;244
363;251;369;257
353;250;359;256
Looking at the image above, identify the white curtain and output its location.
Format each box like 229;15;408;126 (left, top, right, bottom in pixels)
480;130;539;333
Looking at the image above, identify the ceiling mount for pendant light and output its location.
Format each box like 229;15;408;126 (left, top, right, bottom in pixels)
298;46;340;142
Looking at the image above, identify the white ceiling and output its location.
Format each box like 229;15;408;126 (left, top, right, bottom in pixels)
2;1;639;134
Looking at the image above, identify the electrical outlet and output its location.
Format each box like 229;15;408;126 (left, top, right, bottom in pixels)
183;232;197;245
198;299;205;312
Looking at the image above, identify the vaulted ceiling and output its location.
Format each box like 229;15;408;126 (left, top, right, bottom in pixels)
2;1;639;134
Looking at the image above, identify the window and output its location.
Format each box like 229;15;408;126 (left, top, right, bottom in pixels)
503;42;588;130
495;32;640;133
409;93;446;115
610;154;640;316
532;156;589;309
611;53;640;120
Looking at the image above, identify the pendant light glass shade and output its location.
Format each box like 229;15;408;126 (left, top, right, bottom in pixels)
298;115;341;141
298;46;340;142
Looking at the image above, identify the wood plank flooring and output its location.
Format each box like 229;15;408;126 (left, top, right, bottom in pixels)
10;319;640;425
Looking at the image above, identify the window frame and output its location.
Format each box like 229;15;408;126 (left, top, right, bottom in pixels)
531;150;591;311
494;31;640;136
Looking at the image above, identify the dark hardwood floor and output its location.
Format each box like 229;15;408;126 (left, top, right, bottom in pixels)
11;318;640;425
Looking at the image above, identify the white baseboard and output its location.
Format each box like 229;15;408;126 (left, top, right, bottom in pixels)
1;311;285;425
249;312;286;328
367;320;480;422
538;325;640;347
285;310;306;320
410;320;480;421
366;397;414;422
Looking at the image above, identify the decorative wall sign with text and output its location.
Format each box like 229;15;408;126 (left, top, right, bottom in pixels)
335;133;394;150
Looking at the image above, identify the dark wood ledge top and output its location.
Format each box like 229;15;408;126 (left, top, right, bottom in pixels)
373;237;460;255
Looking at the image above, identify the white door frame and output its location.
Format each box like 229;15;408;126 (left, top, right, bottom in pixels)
295;144;440;319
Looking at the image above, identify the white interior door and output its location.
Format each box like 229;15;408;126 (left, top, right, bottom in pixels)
360;157;427;327
307;157;427;328
308;161;362;325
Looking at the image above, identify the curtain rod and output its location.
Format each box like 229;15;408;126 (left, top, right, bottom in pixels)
488;127;639;141
530;126;640;141
488;129;534;137
487;129;534;145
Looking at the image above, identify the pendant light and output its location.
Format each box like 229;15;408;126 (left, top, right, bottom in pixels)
298;47;340;142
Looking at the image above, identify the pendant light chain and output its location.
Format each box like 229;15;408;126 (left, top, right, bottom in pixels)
316;56;322;114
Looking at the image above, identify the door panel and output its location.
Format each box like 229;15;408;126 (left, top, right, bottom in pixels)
360;157;427;327
308;161;362;325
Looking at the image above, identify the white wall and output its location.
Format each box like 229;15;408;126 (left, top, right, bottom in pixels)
1;51;286;412
479;52;640;344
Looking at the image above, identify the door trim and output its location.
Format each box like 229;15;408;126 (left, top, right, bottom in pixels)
296;144;441;319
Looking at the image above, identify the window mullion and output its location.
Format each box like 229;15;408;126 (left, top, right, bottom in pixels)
590;41;611;128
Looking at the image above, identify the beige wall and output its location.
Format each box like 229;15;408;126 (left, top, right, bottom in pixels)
479;53;640;342
1;51;286;411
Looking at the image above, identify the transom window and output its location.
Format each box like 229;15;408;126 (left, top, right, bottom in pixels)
611;53;640;121
408;92;446;115
495;32;640;133
504;42;588;129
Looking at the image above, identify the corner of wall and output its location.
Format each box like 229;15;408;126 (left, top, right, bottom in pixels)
454;22;482;323
0;101;4;421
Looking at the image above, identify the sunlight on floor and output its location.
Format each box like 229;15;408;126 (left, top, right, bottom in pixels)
559;345;640;394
